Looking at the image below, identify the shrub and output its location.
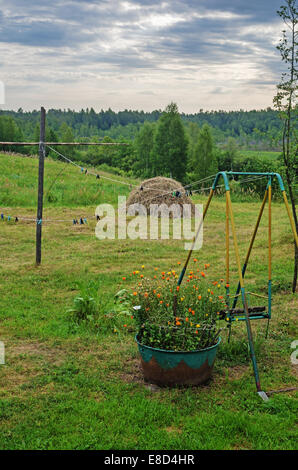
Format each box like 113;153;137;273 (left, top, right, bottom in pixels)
67;294;98;323
117;263;225;351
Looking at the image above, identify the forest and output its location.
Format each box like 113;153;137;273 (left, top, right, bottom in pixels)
0;103;285;191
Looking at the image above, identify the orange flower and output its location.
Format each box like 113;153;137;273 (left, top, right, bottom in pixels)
226;283;230;288
195;330;198;334
185;317;189;322
153;289;156;294
176;321;181;326
192;310;195;315
166;303;169;307
123;324;127;327
157;293;161;298
193;258;197;262
122;277;126;280
140;274;144;278
161;271;165;275
133;292;137;296
160;300;163;304
188;308;192;312
144;292;148;298
176;286;180;291
198;295;202;300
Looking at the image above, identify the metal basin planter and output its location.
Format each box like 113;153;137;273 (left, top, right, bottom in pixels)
136;335;221;386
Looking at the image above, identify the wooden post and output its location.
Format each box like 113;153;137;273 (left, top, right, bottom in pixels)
36;107;46;265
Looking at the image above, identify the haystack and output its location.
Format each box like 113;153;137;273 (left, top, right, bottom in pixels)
126;176;196;218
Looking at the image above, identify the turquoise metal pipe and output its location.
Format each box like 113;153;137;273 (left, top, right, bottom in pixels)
211;172;230;191
232;177;272;311
268;280;272;319
241;287;261;391
225;172;285;191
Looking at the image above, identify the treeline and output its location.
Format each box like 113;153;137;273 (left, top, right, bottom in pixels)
0;103;285;197
0;105;282;149
64;103;284;198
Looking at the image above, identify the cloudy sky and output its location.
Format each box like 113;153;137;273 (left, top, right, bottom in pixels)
0;0;286;113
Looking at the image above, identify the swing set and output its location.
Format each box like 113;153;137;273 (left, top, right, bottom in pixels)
177;171;298;401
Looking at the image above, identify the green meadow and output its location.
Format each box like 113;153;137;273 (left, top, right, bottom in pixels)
0;153;297;450
237;150;281;161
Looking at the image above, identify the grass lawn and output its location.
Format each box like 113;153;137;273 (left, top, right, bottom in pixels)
237;150;281;161
0;153;297;450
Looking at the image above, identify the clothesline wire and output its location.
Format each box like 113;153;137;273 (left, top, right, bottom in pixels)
0;174;269;224
47;146;138;188
44;159;69;200
191;174;268;194
47;145;220;198
47;147;266;203
0;212;97;223
1;146;270;224
138;174;268;209
139;174;218;207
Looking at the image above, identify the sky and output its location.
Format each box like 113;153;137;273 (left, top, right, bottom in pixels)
0;0;287;113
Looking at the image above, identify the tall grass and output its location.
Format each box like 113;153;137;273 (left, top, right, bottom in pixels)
0;152;137;208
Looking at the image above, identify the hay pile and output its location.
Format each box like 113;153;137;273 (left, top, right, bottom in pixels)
126;176;196;218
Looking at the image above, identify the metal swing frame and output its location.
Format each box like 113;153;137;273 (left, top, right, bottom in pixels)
177;171;298;401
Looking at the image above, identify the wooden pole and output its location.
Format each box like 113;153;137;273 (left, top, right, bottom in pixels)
36;107;46;265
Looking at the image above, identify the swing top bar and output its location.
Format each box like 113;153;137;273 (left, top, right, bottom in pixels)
212;171;285;192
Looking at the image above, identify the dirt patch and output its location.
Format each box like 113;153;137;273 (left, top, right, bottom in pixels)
119;357;144;384
291;365;298;378
7;340;65;366
164;426;183;434
0;339;68;396
224;365;248;381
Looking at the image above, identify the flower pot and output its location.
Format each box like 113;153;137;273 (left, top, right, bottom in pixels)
135;335;221;386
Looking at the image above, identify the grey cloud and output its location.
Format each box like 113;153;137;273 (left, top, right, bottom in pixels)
0;0;287;109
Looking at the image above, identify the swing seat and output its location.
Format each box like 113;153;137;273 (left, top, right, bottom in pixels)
219;306;269;322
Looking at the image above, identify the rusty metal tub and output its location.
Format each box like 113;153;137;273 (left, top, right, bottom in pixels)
136;336;221;386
